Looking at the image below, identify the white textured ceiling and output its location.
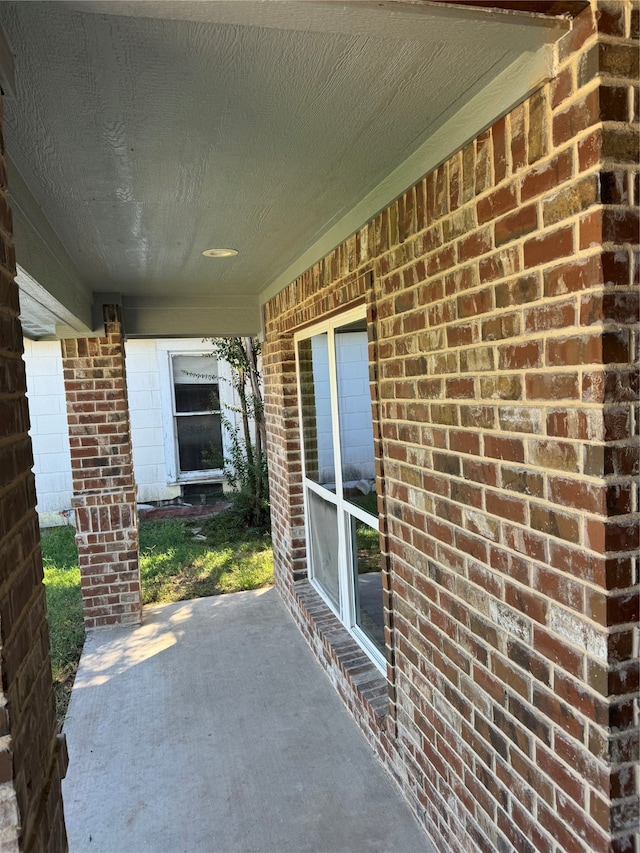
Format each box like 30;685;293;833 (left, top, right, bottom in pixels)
0;1;567;338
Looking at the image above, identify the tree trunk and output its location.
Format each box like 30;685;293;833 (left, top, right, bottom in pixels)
245;337;267;454
243;337;264;507
237;364;254;477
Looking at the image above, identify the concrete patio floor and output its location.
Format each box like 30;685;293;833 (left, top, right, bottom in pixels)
62;587;433;853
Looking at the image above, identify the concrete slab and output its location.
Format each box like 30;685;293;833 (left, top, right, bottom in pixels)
62;588;433;853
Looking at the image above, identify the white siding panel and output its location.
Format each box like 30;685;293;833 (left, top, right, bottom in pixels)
23;338;235;519
23;340;73;521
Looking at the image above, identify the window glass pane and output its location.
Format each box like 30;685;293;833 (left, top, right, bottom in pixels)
174;383;220;413
172;354;217;384
335;322;376;514
351;517;385;652
176;413;223;472
307;489;340;610
298;334;335;489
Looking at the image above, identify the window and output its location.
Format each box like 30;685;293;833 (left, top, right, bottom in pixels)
296;308;385;669
171;354;223;478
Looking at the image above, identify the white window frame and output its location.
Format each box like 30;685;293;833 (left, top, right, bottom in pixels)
295;306;385;672
157;341;234;485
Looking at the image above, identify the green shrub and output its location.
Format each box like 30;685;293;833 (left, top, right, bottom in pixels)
203;337;271;533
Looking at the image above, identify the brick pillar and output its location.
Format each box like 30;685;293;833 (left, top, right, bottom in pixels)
61;307;141;628
583;1;640;841
262;325;304;600
0;97;68;850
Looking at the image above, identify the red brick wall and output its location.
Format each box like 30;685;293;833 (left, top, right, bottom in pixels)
61;307;141;629
263;2;639;850
0;97;67;851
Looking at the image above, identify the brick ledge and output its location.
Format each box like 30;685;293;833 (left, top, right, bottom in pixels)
293;580;390;724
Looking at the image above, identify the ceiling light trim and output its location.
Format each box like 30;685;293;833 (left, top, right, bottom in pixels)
259;44;554;308
202;247;239;258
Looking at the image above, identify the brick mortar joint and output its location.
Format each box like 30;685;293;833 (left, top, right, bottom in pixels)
384;486;621;526
552;66;638;110
273;191;632;314
270;266;373;324
391;544;621;629
383;424;628;446
383;448;623;478
396;524;637;566
71;492;137;504
395;672;618;794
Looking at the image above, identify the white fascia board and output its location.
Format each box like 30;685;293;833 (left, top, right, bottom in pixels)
70;2;568;51
259;44;554;309
17;265;93;340
0;21;15;96
8;160;93;335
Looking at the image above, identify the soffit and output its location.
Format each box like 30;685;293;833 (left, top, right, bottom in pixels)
0;1;569;337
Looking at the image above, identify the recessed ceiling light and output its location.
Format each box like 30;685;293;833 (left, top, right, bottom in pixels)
202;247;239;258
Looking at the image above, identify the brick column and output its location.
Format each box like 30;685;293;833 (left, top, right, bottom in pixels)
262;326;304;600
61;306;141;628
0;97;68;850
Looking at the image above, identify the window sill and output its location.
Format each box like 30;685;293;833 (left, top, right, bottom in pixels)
293;580;390;725
174;471;224;484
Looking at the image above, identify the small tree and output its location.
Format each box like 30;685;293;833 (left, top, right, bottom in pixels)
207;336;269;531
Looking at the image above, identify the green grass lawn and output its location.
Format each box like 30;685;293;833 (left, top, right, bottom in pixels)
140;515;273;604
41;512;274;723
41;526;85;724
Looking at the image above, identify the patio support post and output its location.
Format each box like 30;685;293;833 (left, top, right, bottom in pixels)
262;331;305;601
0;95;68;851
61;306;141;628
